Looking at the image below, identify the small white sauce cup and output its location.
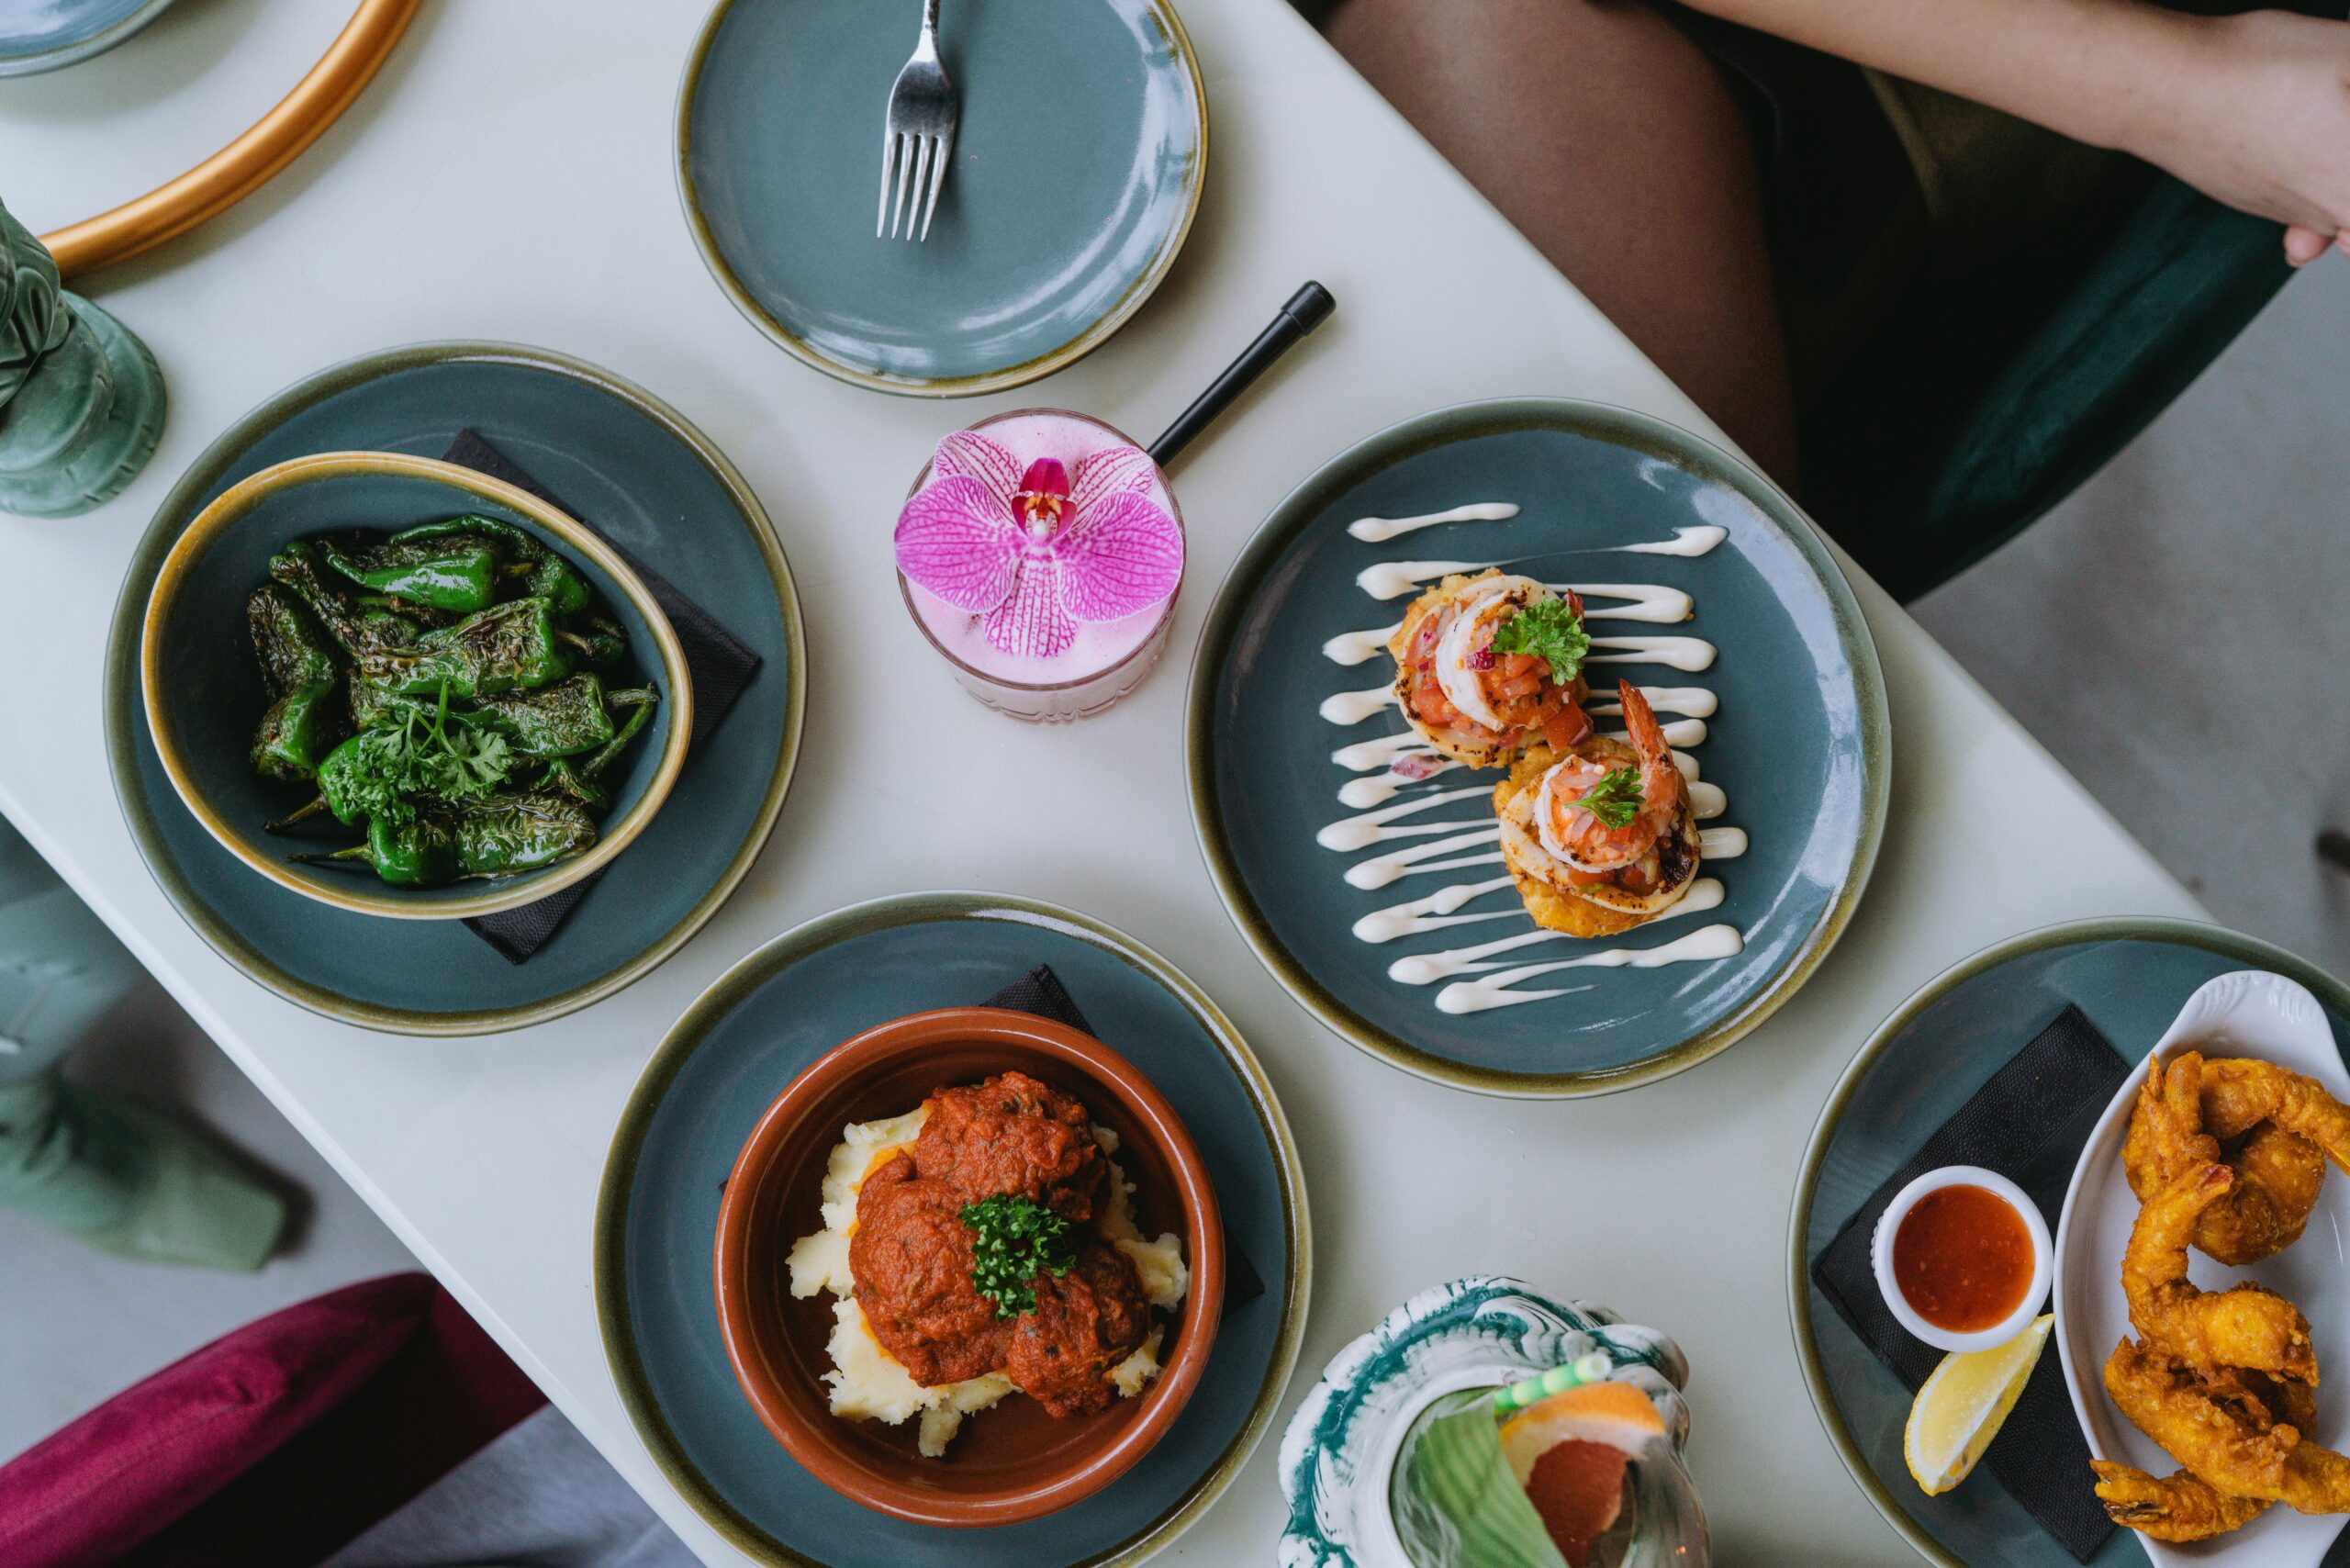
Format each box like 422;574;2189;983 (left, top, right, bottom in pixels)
1870;1165;2052;1355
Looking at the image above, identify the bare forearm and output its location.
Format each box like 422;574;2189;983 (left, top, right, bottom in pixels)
1674;0;2200;155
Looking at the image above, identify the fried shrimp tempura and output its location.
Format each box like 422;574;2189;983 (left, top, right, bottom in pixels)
2122;1162;2317;1383
2091;1461;2270;1541
2103;1338;2300;1498
2124;1053;2326;1265
2200;1058;2350;1164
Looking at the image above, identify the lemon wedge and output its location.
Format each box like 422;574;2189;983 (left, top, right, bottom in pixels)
1904;1314;2053;1495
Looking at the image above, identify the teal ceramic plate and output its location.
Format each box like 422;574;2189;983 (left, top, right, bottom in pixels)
677;0;1206;396
1188;398;1888;1098
103;343;806;1036
595;892;1308;1566
1789;918;2350;1568
0;0;177;76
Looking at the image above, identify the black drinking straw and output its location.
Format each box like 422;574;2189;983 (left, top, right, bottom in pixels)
1147;281;1336;468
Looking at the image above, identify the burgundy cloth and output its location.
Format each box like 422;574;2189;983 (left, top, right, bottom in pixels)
0;1272;545;1568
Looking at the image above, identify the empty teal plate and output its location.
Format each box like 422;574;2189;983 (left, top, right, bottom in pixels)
103;343;806;1035
677;0;1206;396
1188;398;1889;1098
595;892;1308;1566
0;0;177;76
1791;918;2350;1568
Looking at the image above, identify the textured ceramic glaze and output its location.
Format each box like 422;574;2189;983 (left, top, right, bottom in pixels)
594;892;1307;1568
1278;1276;1696;1568
0;0;178;76
678;0;1205;394
2053;970;2350;1568
102;343;803;1034
1188;398;1887;1096
0;204;164;514
1792;920;2350;1568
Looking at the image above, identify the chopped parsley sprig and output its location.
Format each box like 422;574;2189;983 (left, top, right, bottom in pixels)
331;681;514;824
1571;766;1645;830
1489;596;1591;685
959;1194;1077;1320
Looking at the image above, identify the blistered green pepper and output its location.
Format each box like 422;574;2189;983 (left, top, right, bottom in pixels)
250;681;345;780
372;596;571;698
394;514;591;617
469;675;650;757
319;535;499;613
446;793;598;878
246;583;339;693
269;543;426;660
297;813;459;887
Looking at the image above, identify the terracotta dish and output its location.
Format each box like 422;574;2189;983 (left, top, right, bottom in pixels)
712;1006;1225;1527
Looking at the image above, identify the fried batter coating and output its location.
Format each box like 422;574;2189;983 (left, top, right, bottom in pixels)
2123;1053;2325;1265
2092;1461;2270;1540
2122;1162;2317;1383
2200;1058;2350;1162
2103;1338;2300;1498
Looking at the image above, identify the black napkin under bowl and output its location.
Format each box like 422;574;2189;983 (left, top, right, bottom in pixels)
1812;1002;2131;1562
441;430;763;963
981;964;1264;1314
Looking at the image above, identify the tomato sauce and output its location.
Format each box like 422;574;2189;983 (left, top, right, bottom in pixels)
1891;1183;2033;1333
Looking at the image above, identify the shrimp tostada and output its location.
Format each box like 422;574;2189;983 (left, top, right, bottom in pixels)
1494;679;1702;937
1387;569;1594;768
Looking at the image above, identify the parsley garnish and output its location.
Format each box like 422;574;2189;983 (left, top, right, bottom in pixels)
1571;766;1644;829
334;683;514;824
1489;596;1591;685
960;1194;1077;1320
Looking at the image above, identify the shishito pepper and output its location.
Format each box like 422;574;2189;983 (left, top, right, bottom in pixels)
393;515;591;617
245;584;346;780
470;675;655;757
269;543;427;660
371;596;571;698
319;534;499;613
295;793;596;887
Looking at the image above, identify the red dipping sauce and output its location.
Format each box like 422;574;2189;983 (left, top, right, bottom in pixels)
1891;1183;2033;1333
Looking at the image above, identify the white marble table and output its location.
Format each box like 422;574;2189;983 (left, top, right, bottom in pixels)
0;0;2204;1560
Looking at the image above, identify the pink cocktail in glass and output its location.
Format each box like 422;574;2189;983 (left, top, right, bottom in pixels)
896;409;1186;723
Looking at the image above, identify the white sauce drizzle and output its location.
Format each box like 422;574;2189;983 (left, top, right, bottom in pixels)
1390;879;1729;983
1312;508;1749;1011
1332;732;1440;771
1321;686;1399;725
1339;763;1461;809
1434;924;1746;1014
1588;635;1716;672
1617;525;1727;557
1351;876;1518;943
1347;503;1520;543
1316;787;1494;852
1344;826;1505;890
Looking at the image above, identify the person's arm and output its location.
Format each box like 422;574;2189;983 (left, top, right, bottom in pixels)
1677;0;2350;264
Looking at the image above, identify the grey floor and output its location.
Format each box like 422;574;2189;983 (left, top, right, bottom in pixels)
1915;251;2350;978
0;259;2339;1476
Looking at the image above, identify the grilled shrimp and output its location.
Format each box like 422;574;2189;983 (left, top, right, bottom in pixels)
1536;681;1685;872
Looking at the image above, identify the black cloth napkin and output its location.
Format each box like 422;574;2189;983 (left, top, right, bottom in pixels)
1812;1003;2131;1562
981;965;1266;1314
441;430;763;962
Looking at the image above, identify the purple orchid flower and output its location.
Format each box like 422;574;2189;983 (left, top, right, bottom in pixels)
895;430;1184;658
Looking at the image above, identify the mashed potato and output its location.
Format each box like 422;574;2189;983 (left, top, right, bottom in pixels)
785;1105;1188;1456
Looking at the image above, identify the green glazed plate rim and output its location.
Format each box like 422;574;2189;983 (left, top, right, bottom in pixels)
672;0;1209;398
0;0;179;77
1785;914;2350;1567
101;340;809;1037
1184;396;1892;1100
592;890;1313;1568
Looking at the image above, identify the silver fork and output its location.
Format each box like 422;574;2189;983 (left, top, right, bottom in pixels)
876;0;956;241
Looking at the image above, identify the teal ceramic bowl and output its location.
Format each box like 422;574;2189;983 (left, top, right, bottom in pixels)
1188;398;1889;1098
105;342;805;1034
140;451;693;921
0;0;178;76
1790;918;2350;1568
596;891;1308;1566
677;0;1206;396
